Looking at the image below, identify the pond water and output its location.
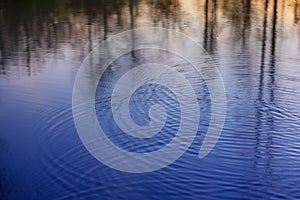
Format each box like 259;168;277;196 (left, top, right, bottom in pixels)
1;0;300;199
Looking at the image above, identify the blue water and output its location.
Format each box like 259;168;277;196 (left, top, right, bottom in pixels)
1;0;300;199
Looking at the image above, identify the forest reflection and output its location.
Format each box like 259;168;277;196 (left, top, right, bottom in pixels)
0;0;299;76
1;1;300;199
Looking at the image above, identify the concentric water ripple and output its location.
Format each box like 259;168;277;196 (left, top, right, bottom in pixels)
1;0;300;199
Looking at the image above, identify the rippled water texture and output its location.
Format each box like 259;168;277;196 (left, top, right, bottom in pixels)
1;0;300;199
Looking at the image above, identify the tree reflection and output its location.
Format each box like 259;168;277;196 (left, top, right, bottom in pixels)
203;0;218;53
0;0;127;76
254;0;278;185
295;0;300;24
149;0;182;28
269;0;277;102
0;0;298;76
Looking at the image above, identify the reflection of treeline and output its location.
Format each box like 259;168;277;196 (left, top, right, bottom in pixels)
0;0;128;75
202;0;252;52
219;0;252;40
150;0;181;16
0;0;127;46
148;0;181;27
0;0;299;76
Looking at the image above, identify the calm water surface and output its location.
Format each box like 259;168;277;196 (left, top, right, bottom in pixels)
1;0;300;199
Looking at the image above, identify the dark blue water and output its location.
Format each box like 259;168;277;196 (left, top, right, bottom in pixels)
1;0;300;199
